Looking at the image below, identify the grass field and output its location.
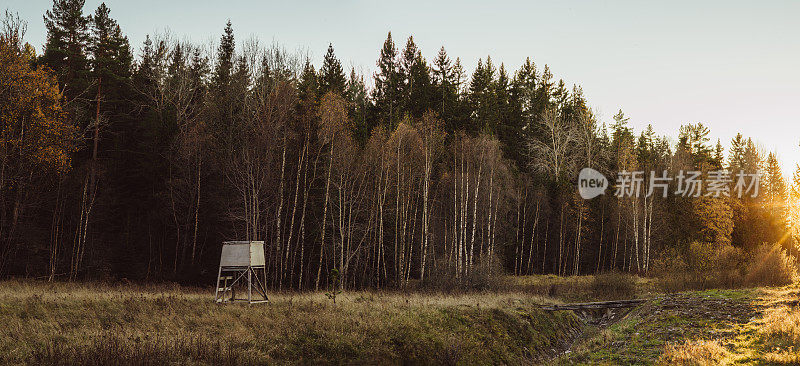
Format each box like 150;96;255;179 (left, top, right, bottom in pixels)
0;278;583;365
0;277;796;365
553;285;800;365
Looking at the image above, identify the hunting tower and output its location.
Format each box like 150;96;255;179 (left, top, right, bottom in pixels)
215;241;269;304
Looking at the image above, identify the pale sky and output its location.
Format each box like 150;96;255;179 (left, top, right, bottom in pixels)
7;0;800;175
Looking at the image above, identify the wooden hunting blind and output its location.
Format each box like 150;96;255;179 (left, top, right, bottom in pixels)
215;241;269;304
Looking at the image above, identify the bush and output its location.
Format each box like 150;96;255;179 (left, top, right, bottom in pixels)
653;241;796;292
651;247;691;293
744;243;797;287
709;244;745;288
590;271;637;300
419;255;503;292
653;243;744;291
685;242;744;289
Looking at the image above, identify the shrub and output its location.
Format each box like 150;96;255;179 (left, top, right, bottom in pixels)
419;255;502;292
651;247;691;293
709;244;745;288
653;243;744;291
590;271;636;300
744;243;797;287
654;241;796;292
683;242;744;290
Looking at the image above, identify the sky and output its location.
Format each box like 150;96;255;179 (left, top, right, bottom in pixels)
7;0;800;175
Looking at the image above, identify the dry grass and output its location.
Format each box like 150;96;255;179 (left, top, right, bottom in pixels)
590;271;638;300
760;306;800;345
502;274;656;302
656;285;800;365
0;279;582;365
660;340;732;366
756;304;800;364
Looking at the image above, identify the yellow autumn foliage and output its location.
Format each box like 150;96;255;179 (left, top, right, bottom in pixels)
1;18;77;174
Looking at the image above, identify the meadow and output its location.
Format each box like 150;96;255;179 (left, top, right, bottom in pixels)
2;275;797;365
0;277;586;365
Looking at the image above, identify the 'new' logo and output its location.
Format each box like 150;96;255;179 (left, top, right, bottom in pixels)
578;168;608;199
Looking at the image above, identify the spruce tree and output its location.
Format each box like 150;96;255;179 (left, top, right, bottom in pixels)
468;56;498;133
41;0;91;100
496;63;524;165
210;20;237;151
432;46;464;133
90;3;131;81
297;59;318;107
512;58;537;129
372;32;401;128
399;36;431;119
713;139;725;169
89;2;132;118
346;67;370;143
213;20;235;90
728;133;746;172
535;65;554;113
432;46;453;114
319;43;346;96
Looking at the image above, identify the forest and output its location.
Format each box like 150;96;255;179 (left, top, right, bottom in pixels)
2;0;798;291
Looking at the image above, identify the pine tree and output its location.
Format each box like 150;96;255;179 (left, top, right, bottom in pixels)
372;32;401;128
432;46;465;133
90;3;131;82
399;36;431;119
495;63;522;165
213;20;235;90
468;56;498;133
319;43;345;96
345;67;370;143
712;139;724;169
728;133;746;172
297;59;318;110
41;0;91;100
210;20;236;147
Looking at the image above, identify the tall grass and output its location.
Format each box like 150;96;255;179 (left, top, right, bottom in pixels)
660;339;731;365
0;279;581;365
758;304;800;364
590;271;638;300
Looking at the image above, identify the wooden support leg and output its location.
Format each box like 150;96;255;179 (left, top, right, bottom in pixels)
223;273;229;301
214;266;223;303
248;268;253;305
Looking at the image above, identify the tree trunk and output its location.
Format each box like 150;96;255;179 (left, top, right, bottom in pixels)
315;142;334;290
